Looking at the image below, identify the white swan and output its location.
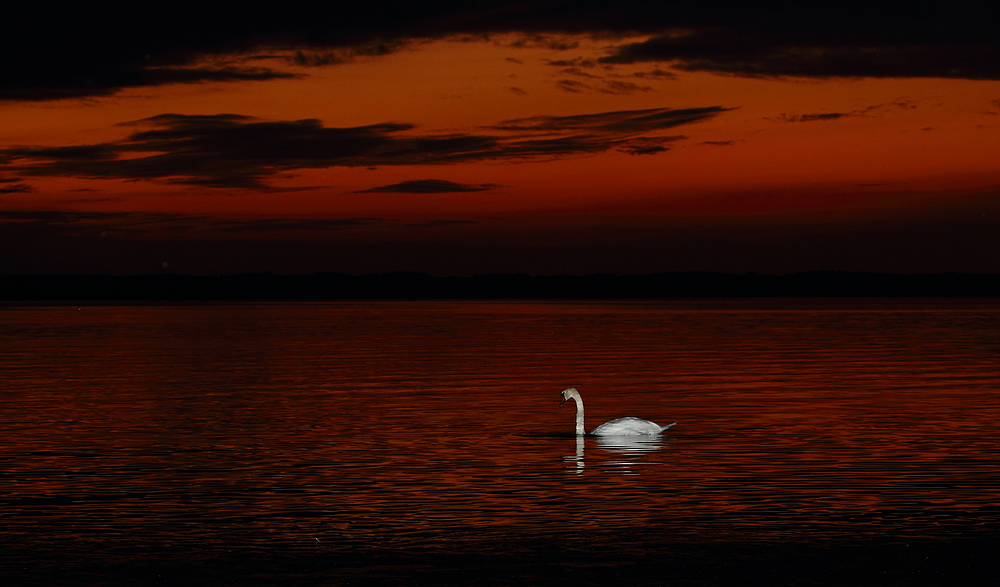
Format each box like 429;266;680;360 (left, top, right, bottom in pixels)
560;387;676;436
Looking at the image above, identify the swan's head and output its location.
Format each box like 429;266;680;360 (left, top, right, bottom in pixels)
560;387;581;406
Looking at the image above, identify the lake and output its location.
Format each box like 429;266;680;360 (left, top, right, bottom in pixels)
2;299;998;585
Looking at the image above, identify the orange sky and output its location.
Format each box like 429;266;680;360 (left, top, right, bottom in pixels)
2;31;1000;274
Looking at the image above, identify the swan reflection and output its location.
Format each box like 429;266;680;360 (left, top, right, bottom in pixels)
564;434;669;475
595;434;666;455
563;435;586;472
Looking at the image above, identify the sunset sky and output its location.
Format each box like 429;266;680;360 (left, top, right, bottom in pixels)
2;1;999;275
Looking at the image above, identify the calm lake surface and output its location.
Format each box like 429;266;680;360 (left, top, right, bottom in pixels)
2;299;999;586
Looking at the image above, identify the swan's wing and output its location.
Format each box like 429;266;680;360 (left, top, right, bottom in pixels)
659;422;677;432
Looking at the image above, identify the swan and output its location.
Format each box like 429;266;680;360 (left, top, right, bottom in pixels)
560;387;676;436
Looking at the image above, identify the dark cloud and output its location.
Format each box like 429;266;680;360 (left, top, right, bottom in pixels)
546;58;674;91
483;106;728;156
488;106;727;155
356;179;498;193
600;23;1000;79
697;140;735;146
2;106;727;189
628;68;677;80
554;76;652;95
1;66;297;102
0;181;33;194
558;67;601;79
618;141;670;155
545;58;599;68
0;185;33;194
493;106;730;133
766;101;916;123
798;113;848;122
2;114;451;189
290;39;412;67
3;4;435;101
3;3;610;101
771;112;850;123
599;80;653;95
555;79;589;93
504;34;580;51
4;2;996;100
140;67;296;85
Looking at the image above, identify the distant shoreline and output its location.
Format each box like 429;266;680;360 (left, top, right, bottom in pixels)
3;271;1000;301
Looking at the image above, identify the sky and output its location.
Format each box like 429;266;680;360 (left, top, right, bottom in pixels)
2;1;999;275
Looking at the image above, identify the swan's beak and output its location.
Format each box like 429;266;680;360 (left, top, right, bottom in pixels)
559;396;567;407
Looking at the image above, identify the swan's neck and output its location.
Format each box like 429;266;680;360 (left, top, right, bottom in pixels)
573;397;585;435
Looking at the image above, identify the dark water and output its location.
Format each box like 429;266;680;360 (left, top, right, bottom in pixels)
2;300;999;585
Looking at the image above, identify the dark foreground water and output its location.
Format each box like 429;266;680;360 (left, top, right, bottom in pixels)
2;300;999;586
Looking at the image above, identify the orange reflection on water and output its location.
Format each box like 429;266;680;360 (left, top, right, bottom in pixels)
2;299;999;561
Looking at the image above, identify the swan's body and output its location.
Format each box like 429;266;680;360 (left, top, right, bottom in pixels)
560;387;675;436
591;416;670;436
